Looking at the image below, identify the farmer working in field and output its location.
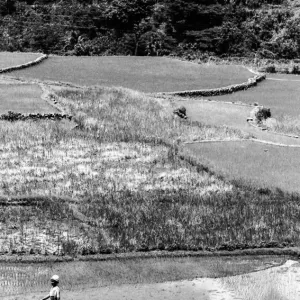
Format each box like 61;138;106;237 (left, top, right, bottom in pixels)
41;275;60;300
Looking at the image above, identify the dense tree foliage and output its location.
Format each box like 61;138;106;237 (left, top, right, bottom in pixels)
0;0;299;58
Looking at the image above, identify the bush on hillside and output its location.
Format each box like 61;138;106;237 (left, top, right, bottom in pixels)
256;107;271;123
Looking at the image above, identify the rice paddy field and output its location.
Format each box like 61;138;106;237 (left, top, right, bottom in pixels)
174;99;251;129
6;56;253;92
0;52;41;69
0;256;285;298
0;84;58;113
187;140;300;193
208;78;300;117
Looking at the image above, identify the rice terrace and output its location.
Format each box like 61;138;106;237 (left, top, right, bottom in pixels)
3;48;300;300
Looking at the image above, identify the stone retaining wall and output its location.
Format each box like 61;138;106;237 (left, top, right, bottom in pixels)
0;111;72;121
158;74;266;97
0;53;48;74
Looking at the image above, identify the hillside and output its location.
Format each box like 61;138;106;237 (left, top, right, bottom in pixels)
0;0;300;58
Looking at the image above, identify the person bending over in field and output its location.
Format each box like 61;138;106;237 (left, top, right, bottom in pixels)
41;275;60;300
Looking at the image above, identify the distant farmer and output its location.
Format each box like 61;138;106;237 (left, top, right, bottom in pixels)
41;275;60;300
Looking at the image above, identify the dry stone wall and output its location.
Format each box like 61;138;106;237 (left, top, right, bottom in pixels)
0;111;72;121
159;74;266;97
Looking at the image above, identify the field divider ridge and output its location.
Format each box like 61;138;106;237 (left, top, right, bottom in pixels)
248;138;300;148
170;95;262;108
0;53;48;74
155;73;266;97
184;139;250;145
0;247;299;263
185;138;300;148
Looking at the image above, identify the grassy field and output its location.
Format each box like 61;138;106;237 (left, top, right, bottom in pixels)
0;84;58;113
0;256;286;297
186;140;300;193
6;56;253;92
208;79;300;117
0;87;249;255
1;85;300;257
0;52;41;69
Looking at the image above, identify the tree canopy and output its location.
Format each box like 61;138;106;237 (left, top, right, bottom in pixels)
0;0;298;58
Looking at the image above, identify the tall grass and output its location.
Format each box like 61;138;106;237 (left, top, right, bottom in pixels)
56;87;249;143
265;114;300;136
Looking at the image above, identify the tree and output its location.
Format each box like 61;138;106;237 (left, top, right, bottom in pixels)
0;0;16;15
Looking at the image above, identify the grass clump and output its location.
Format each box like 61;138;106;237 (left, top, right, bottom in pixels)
264;114;300;136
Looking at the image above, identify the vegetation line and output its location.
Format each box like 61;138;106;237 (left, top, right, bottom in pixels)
0;248;298;264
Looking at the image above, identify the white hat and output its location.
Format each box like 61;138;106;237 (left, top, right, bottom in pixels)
51;275;59;282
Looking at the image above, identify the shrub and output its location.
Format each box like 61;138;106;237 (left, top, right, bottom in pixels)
264;65;276;73
288;64;300;74
255;107;271;123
